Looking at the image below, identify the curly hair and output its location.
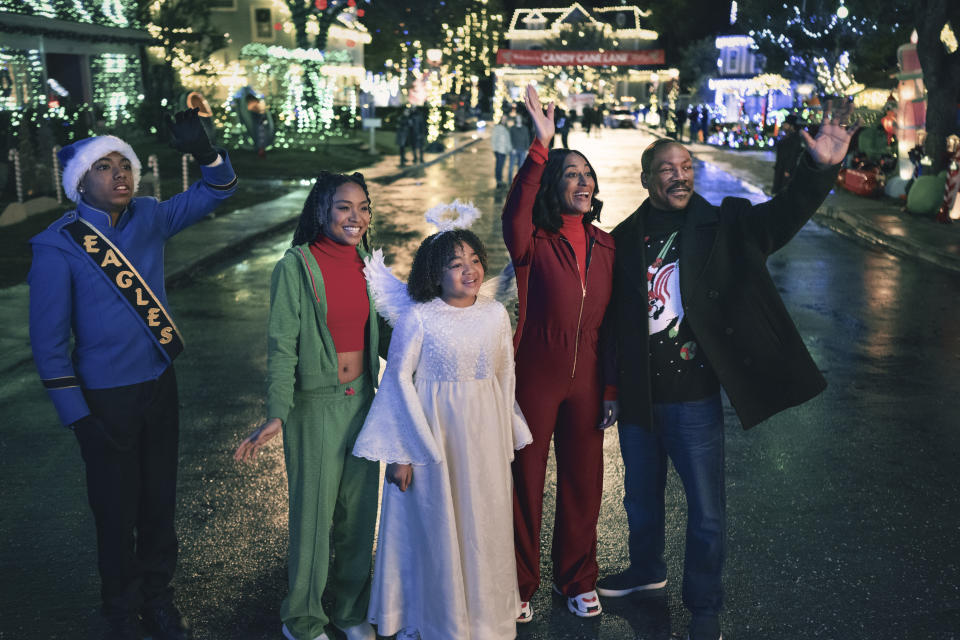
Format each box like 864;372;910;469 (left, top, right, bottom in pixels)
407;229;489;303
291;171;371;247
531;149;603;233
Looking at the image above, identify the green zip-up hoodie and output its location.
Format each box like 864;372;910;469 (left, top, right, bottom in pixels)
266;243;390;424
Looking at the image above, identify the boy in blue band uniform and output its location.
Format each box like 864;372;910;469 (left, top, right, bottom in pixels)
28;109;237;640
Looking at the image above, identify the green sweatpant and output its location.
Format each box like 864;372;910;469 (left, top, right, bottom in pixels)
280;374;379;639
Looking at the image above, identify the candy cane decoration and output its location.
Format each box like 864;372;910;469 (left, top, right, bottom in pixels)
8;148;22;204
148;154;161;200
52;145;63;204
937;145;960;224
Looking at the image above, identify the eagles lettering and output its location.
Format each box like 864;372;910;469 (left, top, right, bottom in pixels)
65;219;184;361
100;249;123;269
116;270;135;288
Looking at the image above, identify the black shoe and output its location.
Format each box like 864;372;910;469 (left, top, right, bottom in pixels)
141;601;191;640
104;614;141;640
596;569;666;597
686;614;722;640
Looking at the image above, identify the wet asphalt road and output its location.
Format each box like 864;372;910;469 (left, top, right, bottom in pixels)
2;129;959;640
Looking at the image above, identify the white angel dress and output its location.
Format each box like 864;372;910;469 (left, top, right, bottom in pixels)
353;251;532;640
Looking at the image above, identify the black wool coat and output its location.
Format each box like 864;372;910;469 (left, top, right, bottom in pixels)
609;154;839;430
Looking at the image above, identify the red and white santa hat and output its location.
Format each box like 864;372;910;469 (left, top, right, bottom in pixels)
58;135;141;203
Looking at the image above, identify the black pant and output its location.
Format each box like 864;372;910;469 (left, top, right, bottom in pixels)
76;366;180;618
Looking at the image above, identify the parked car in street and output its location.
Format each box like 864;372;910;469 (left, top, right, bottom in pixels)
608;108;638;128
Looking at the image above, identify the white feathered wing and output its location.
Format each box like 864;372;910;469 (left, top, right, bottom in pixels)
363;248;413;327
478;260;517;307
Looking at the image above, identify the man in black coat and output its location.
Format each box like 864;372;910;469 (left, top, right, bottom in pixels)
596;102;857;640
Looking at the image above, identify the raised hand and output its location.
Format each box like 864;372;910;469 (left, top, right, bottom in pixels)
801;98;861;168
524;84;555;148
166;107;219;165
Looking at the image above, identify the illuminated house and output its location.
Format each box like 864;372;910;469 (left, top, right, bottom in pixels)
175;0;371;104
708;33;792;124
496;2;675;108
159;0;373;148
0;0;149;126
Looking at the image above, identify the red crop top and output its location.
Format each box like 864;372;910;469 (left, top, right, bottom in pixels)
309;234;369;352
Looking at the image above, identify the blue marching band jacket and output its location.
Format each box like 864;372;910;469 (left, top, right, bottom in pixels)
28;151;238;427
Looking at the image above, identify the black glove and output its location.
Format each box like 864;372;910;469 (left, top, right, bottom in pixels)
70;415;129;452
167;108;219;165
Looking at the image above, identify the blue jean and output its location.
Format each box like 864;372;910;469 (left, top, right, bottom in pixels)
618;394;725;619
494;152;507;184
508;149;526;181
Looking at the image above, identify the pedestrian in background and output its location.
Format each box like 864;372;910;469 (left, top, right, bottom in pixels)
409;107;427;164
492;114;512;187
582;105;594;137
676;105;688;142
773;114;804;194
687;105;700;144
504;84;618;624
599;101;859;640
555;106;571;149
699;105;711;142
245;94;269;158
396;106;412;167
354;211;533;640
508;114;532;182
234;171;391;640
28;109;237;640
592;104;605;137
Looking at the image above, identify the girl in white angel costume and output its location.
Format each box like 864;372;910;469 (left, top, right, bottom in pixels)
353;201;532;640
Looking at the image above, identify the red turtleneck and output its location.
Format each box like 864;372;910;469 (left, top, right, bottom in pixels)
560;213;587;286
309;234;369;352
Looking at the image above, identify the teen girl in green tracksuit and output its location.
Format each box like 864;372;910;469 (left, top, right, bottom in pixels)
235;171;390;640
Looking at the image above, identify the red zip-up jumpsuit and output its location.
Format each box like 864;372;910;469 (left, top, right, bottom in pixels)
503;140;615;600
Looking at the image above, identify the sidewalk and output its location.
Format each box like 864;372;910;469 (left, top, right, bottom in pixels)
676;133;960;274
0;131;482;377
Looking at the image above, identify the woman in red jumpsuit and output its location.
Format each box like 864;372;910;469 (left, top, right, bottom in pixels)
503;85;618;621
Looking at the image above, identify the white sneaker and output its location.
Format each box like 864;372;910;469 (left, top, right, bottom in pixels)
565;589;602;617
281;623;329;640
335;622;375;640
517;600;533;623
